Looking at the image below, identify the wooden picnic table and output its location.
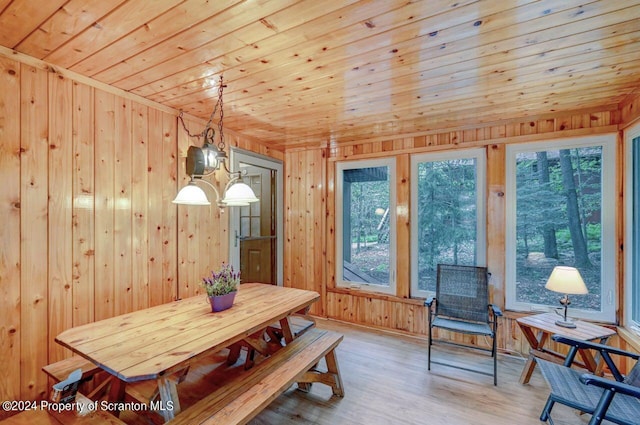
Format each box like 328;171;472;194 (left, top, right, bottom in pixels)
55;283;319;421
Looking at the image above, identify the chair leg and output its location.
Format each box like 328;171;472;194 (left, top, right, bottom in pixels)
492;335;497;386
427;325;432;371
588;390;614;425
540;397;555;423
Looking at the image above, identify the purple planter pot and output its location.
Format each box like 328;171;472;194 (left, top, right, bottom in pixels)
208;291;237;312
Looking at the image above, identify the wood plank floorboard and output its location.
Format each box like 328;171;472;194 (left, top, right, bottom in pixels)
121;318;594;425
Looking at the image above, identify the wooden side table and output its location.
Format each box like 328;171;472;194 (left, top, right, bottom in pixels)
516;312;616;384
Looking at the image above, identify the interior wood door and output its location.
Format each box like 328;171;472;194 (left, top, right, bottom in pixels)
238;166;276;284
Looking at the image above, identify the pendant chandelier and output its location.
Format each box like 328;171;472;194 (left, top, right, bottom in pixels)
173;76;258;208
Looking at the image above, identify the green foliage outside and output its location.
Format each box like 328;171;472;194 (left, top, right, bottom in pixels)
416;158;478;292
514;147;602;310
344;168;391;283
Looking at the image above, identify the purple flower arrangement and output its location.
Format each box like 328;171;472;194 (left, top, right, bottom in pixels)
202;262;240;297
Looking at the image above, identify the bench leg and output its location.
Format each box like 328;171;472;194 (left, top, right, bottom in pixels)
325;349;344;397
298;348;345;397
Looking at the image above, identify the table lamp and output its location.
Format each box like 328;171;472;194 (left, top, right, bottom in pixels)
544;266;588;328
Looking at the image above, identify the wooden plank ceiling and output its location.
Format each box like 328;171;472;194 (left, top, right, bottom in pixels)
1;0;639;150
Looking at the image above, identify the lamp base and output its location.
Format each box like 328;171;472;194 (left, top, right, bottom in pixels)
555;319;577;329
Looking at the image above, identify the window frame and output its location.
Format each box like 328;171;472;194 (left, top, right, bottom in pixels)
625;122;640;332
505;135;617;323
335;158;397;295
410;148;487;298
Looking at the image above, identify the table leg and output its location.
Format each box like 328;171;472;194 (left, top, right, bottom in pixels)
107;378;126;416
586;336;610;376
156;376;180;421
520;356;537;384
279;317;294;344
518;327;549;384
227;342;243;365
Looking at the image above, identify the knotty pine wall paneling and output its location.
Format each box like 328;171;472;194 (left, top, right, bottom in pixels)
160;112;178;306
0;51;280;404
146;108;179;308
486;143;506;313
71;82;95;329
94;89;117;321
48;72;73;365
396;153;411;300
283;148;326;316
114;97;133;316
131;101;150;310
147;107;166;308
20;63;49;401
0;56;21;403
620;91;640;129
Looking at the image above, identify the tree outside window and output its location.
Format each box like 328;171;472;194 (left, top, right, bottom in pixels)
411;149;486;296
506;136;616;323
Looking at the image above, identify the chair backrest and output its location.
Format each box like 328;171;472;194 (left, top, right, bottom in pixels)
435;264;489;323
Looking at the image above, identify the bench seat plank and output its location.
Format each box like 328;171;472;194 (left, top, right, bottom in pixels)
168;328;343;425
42;357;102;383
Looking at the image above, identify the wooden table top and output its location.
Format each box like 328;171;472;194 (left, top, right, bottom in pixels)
516;312;616;340
56;283;319;383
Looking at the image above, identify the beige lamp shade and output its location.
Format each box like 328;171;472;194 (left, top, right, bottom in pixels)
544;266;588;295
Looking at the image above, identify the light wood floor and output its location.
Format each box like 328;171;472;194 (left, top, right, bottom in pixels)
124;319;592;425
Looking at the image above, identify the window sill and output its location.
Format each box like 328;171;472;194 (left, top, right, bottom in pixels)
329;286;426;306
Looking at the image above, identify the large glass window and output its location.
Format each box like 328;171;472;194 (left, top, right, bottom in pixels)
411;149;486;296
626;125;640;332
506;135;616;322
336;159;396;295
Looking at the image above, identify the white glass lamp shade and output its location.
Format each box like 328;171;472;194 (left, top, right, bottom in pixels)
172;182;211;205
545;266;588;295
222;181;259;205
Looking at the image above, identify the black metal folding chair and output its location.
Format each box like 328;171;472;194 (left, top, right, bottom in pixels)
537;334;640;425
425;264;502;385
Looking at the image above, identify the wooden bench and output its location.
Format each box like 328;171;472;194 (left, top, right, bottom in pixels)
43;357;121;402
1;393;125;425
167;327;344;425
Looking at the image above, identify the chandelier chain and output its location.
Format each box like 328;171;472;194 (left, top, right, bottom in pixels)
217;76;225;151
178;75;225;147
